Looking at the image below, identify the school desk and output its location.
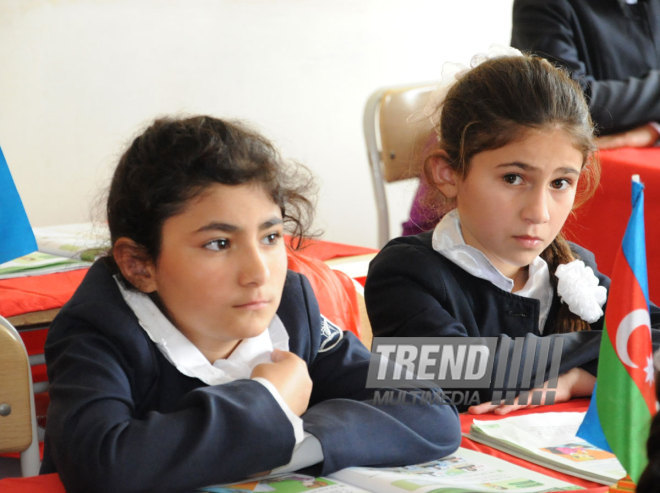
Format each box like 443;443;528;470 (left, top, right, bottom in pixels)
0;400;611;493
564;147;660;303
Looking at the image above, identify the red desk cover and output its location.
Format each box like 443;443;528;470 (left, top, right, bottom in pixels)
564;147;660;302
292;237;376;261
0;474;66;493
0;269;88;319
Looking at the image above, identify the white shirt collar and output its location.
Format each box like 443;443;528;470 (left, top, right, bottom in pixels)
431;209;553;333
114;275;289;385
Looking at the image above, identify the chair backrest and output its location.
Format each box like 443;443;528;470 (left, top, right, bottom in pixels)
0;315;40;477
363;83;437;247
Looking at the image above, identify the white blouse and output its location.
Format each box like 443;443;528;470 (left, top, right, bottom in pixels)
114;275;323;473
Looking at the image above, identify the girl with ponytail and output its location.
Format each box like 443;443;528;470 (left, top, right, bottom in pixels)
365;50;621;414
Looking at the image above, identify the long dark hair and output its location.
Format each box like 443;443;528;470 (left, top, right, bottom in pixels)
423;55;600;333
107;115;316;261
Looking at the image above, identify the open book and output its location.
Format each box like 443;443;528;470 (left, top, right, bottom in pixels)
468;412;626;485
198;447;583;492
33;222;110;261
0;251;91;279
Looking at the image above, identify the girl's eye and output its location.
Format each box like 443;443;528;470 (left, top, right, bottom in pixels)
204;239;230;251
503;174;523;185
551;178;572;190
262;232;282;245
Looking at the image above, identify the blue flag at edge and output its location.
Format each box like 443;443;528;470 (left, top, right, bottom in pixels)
0;145;37;264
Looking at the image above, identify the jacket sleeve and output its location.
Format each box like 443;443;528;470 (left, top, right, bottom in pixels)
364;240;607;408
281;273;461;475
511;0;660;133
43;304;297;493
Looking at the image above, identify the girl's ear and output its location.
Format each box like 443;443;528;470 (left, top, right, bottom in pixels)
112;237;157;293
428;150;459;199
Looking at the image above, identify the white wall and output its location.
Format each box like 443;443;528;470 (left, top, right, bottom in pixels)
0;0;513;248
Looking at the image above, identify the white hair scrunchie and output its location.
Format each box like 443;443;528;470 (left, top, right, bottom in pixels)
555;260;607;323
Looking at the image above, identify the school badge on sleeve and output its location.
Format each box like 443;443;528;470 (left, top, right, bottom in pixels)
319;316;343;353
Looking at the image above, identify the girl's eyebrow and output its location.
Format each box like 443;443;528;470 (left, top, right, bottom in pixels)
260;218;284;229
496;162;581;175
195;217;283;233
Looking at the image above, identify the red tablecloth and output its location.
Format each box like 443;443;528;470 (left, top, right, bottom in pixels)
564;147;660;302
292;237;376;261
0;269;88;319
0;474;66;493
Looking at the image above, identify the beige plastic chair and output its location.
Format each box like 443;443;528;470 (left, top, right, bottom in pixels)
363;83;438;247
0;315;41;477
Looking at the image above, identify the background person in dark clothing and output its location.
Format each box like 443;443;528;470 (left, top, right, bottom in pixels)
511;0;660;148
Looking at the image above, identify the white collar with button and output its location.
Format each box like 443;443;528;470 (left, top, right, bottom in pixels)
431;209;553;333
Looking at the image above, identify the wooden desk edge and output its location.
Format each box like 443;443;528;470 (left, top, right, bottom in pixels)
8;308;61;329
324;252;377;266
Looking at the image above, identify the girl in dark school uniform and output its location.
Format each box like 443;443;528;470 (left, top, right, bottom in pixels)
365;52;660;414
40;116;460;493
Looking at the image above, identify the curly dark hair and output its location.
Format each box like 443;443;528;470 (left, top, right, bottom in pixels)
107;115;316;260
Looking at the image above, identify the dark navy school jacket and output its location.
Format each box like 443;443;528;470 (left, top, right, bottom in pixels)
511;0;660;133
41;260;461;493
365;232;660;409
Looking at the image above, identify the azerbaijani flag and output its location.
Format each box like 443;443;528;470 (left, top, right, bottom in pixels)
577;175;656;484
0;145;37;264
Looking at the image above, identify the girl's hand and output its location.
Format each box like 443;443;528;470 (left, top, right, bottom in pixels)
251;349;312;416
596;123;660;149
467;367;596;416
